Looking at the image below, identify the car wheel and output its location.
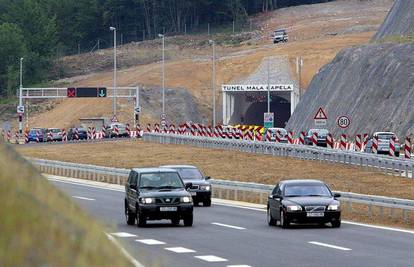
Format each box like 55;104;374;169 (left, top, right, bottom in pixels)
267;208;277;226
171;218;180;225
331;219;341;228
395;152;400;157
280;210;290;228
136;209;146;227
125;203;135;225
183;213;193;227
203;199;211;207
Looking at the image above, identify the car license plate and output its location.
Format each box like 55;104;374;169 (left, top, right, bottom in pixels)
160;207;177;212
307;212;324;217
190;192;197;196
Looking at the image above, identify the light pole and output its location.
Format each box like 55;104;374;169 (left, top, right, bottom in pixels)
158;34;165;115
209;40;216;126
110;26;117;117
267;57;270;113
19;57;23;134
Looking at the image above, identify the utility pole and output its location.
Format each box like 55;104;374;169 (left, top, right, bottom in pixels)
209;40;216;126
19;57;23;134
233;20;235;34
110;27;117;116
158;34;165;115
297;57;303;99
267;58;270;113
208;23;210;35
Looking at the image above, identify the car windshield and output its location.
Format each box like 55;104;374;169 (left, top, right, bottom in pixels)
270;128;287;135
29;129;38;134
139;172;184;189
377;134;394;140
176;168;203;180
51;129;60;133
284;184;331;197
275;30;285;35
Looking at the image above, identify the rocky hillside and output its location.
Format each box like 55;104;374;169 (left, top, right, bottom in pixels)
373;0;414;40
286;43;414;137
287;0;414;138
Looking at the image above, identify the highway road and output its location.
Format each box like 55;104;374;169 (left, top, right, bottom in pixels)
49;175;414;267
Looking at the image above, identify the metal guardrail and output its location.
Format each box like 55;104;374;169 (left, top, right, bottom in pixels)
142;133;414;179
28;157;414;222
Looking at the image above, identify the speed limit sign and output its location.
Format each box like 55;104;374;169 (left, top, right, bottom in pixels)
337;115;351;129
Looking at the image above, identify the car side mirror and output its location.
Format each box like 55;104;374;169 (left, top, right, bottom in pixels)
205;176;211;180
333;193;341;198
270;194;281;200
130;184;137;190
185;183;193;190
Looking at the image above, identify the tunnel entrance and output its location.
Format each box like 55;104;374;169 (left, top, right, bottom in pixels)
242;96;291;127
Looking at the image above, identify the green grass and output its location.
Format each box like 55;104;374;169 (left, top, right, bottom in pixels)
0;144;133;267
374;34;414;44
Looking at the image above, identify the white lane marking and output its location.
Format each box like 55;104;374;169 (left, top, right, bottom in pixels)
135;239;166;245
110;232;137;238
308;241;352;251
227;265;252;267
195;255;228;262
106;234;144;267
342;220;414;235
165;247;196;253
48;176;414;235
212;222;246;230
72;196;95;201
213;202;265;212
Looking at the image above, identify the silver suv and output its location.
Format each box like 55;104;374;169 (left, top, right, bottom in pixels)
273;29;288;44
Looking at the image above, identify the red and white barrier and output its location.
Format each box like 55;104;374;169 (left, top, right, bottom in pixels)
15;131;19;144
35;131;39;143
136;125;141;138
299;132;305;145
24;130;29;144
47;131;53;142
146;124;151;133
114;124;119;137
254;130;262;141
275;130;282;143
74;128;79;140
372;136;378;154
287;131;293;145
327;133;334;149
101;127;106;139
404;137;411;159
355;134;362;152
389;136;396;157
126;123;131;137
62;129;67;142
265;130;271;142
87;127;91;140
311;132;318;146
155;124;160;133
340;134;347;150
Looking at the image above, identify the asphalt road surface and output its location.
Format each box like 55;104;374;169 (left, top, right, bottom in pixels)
49;176;414;267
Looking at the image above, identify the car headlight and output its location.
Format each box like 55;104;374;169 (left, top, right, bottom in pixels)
140;197;154;204
327;204;339;211
181;196;192;203
286;205;302;212
200;185;211;191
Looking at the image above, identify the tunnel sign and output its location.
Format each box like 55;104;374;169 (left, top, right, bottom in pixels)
314;107;327;126
264;112;274;129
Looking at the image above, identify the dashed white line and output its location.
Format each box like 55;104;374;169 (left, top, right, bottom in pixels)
195;255;228;262
308;241;352;251
72;196;95;201
165;247;196;253
135;239;166;245
212;222;246;230
110;232;137;238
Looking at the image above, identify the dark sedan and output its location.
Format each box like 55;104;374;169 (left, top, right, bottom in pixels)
68;127;88;140
267;179;341;228
160;165;212;206
304;129;329;147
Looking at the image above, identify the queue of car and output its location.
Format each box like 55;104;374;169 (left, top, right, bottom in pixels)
123;164;341;228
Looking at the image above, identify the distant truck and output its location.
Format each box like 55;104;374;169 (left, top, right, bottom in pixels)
273;29;288;44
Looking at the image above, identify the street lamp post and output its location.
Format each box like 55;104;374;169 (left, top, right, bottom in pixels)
158;34;165;115
209;40;216;126
19;57;23;134
110;26;117;117
267;57;270;113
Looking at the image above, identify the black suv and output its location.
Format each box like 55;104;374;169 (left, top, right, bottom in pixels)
160;165;212;206
125;168;194;227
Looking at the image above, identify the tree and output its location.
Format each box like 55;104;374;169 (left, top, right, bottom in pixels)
0;23;26;96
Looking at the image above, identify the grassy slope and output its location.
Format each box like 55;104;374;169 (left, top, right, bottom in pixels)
0;144;132;267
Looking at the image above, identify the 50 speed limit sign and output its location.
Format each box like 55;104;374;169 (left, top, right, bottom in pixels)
337;115;351;129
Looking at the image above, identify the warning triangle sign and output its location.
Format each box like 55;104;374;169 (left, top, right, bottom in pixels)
314;107;328;120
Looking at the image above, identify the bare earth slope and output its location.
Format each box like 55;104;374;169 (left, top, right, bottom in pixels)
25;0;392;128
